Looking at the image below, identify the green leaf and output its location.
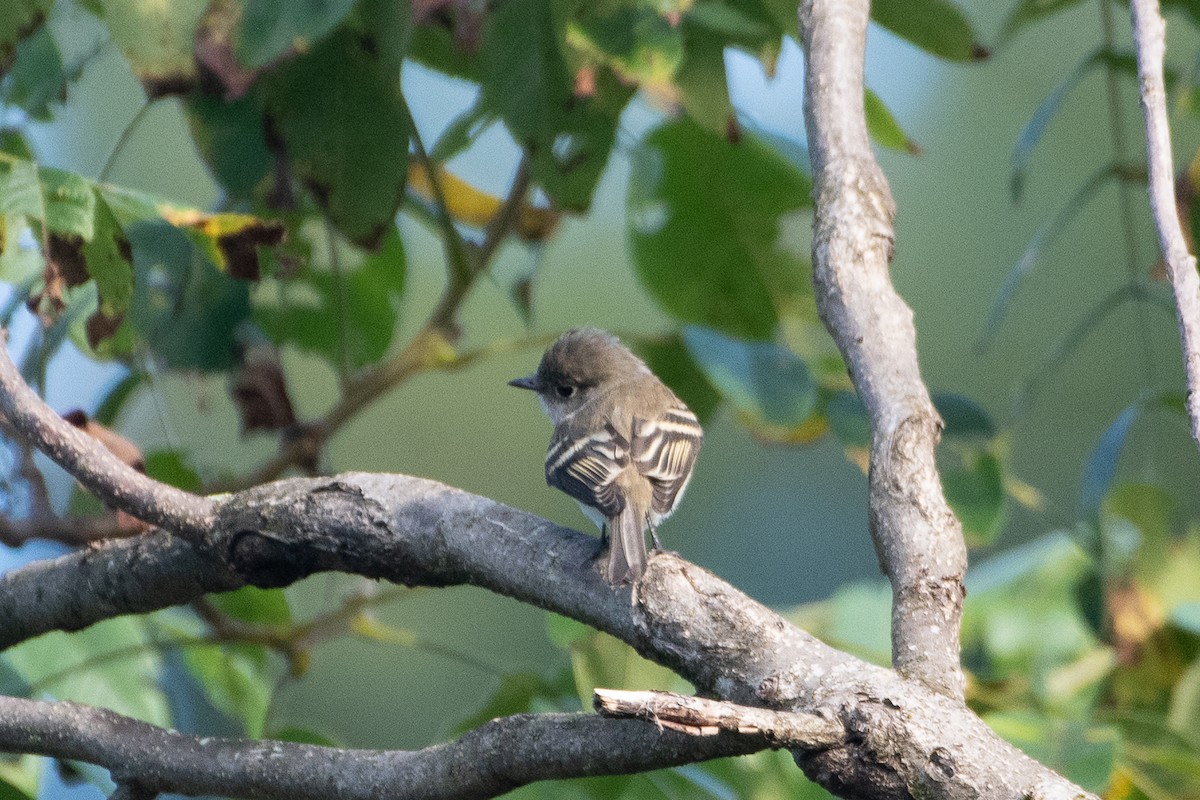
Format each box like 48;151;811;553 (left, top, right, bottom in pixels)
0;128;34;160
864;88;920;155
5;617;171;726
1117;718;1200;800
257;226;406;368
39;166;96;239
674;22;734;135
567;4;684;90
933;393;995;438
1081;402;1140;519
183;88;274;198
0;216;41;285
5;25;65;120
212;586;291;626
682;326;817;437
1168;657;1200;746
127;220;251;371
429;96;497;163
943;450;1005;546
80;194;133;348
0;0;52;74
181;642;272;736
479;0;628;210
635;333;723;424
871;0;986;63
986;711;1117;792
0;756;38;800
265;0;411;247
143;449;203;492
1106;484;1175;583
1000;0;1088;43
98;0;209;94
629;119;810;339
233;0;359;69
0;160;40;219
961;533;1099;689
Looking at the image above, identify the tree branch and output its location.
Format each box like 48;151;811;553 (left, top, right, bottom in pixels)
0;313;1098;799
1129;0;1200;451
800;0;968;699
211;152;536;494
594;689;844;747
0;334;217;541
0;470;1097;800
0;697;763;800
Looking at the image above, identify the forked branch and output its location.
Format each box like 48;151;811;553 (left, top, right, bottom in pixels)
800;0;968;698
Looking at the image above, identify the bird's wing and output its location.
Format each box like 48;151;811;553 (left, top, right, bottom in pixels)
545;422;630;518
630;404;703;517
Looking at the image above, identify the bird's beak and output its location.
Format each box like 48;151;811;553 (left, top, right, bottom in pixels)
508;374;541;391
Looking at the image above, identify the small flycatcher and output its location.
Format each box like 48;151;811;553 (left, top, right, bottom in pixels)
509;328;703;584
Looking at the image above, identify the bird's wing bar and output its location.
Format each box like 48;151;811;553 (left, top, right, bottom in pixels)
545;423;629;519
631;405;703;517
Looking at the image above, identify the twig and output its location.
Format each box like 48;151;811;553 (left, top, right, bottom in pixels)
0;331;217;540
209;152;538;493
0;697;764;800
800;0;967;698
1129;0;1200;452
593;689;844;748
99;99;157;183
0;512;135;548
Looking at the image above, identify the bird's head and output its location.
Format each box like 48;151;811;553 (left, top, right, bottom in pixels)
508;328;646;424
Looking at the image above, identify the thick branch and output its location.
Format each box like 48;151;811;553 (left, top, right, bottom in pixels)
0;472;1096;800
0;697;762;800
800;0;967;698
1130;0;1200;450
0;335;216;540
0;330;1097;799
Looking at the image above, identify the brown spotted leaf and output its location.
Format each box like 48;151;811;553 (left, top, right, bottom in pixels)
231;343;296;434
158;207;284;280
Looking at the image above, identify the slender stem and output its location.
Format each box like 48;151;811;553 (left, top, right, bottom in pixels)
208;152;537;493
1129;0;1200;452
99;99;156;183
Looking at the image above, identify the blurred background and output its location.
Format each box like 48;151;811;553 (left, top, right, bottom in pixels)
2;0;1200;797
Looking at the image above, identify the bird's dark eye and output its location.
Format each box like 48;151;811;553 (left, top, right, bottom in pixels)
556;384;576;399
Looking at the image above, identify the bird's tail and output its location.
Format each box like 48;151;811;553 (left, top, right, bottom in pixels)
607;502;648;585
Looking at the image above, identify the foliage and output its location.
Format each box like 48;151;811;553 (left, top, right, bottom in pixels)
0;0;1195;798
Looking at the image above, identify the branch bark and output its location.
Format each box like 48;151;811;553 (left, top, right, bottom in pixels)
0;697;763;800
0;467;1097;800
594;689;844;746
801;0;968;699
0;288;1100;800
0;333;216;541
1129;0;1200;450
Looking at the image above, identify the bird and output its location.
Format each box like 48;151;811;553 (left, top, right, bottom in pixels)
509;328;703;584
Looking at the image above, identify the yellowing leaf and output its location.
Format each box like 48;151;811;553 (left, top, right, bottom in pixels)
406;162;561;242
158;207;284;279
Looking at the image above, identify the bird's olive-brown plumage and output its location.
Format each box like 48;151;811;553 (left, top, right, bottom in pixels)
509;329;703;584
